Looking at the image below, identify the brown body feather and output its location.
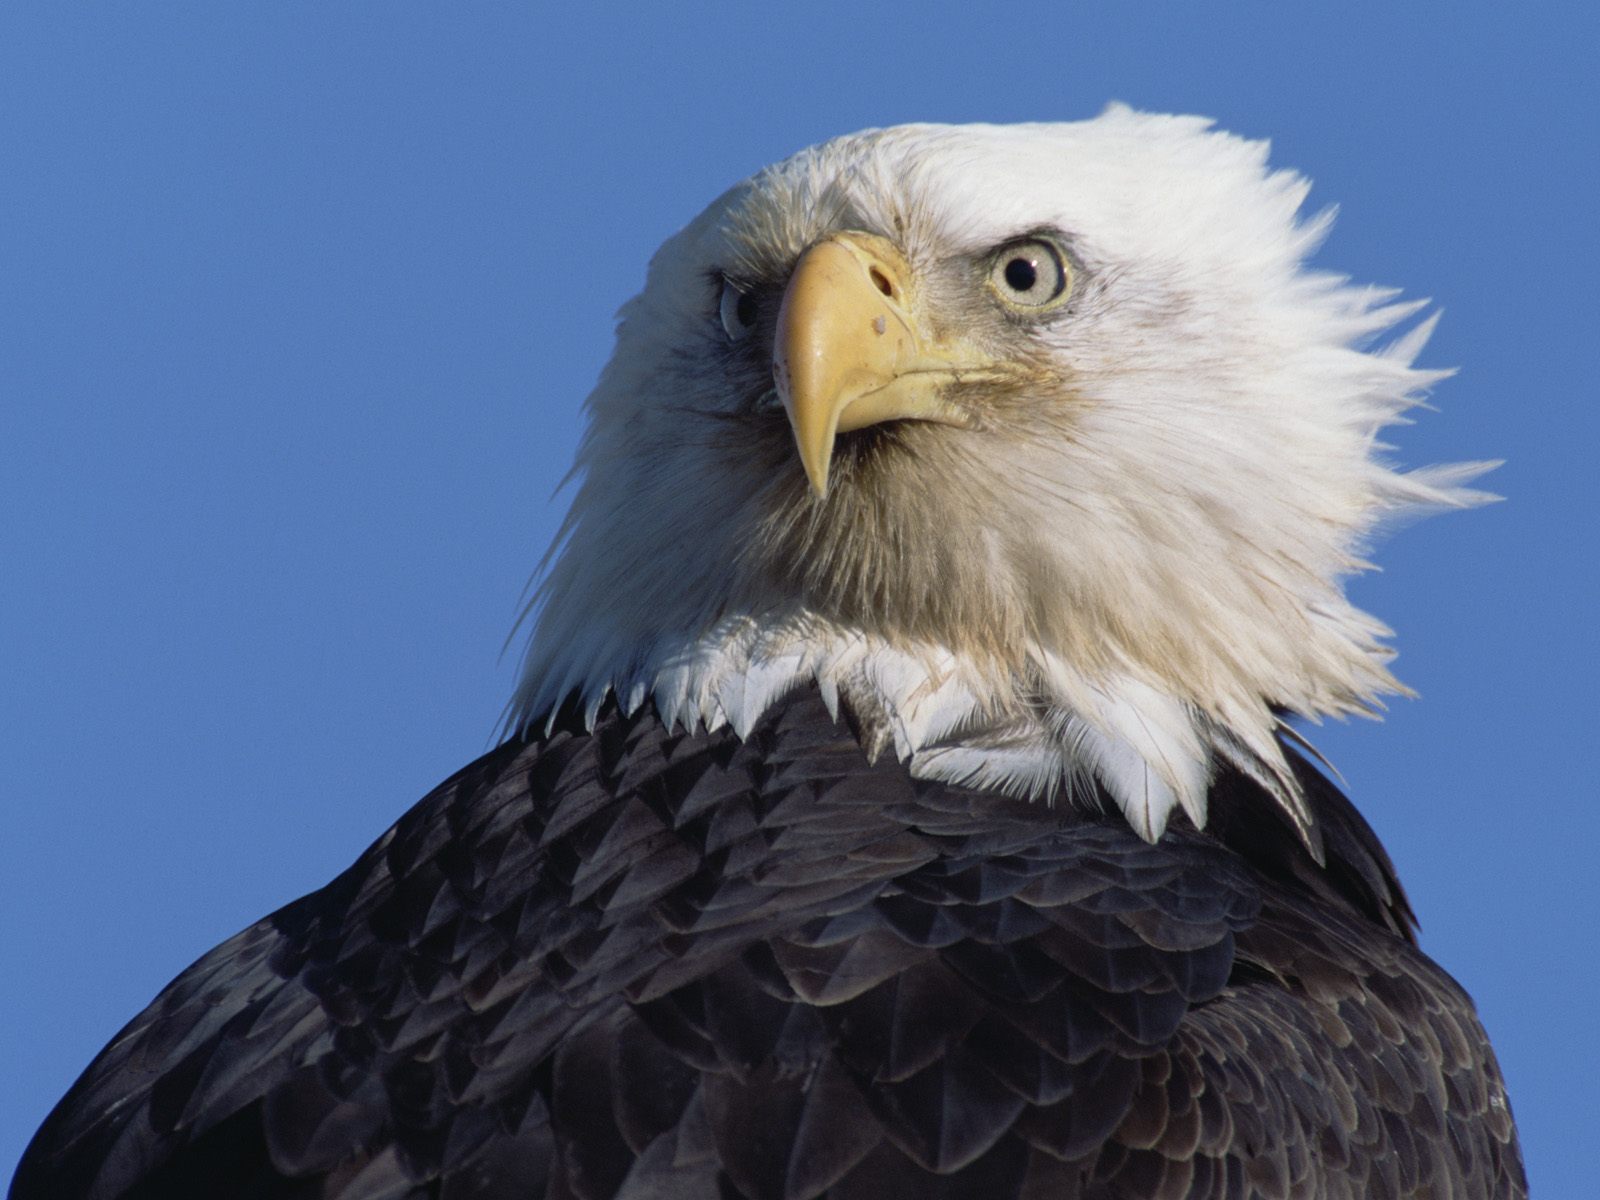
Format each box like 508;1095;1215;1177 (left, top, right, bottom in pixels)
11;690;1524;1199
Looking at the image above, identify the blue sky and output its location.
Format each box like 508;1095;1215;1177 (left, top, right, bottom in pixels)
2;4;1593;1193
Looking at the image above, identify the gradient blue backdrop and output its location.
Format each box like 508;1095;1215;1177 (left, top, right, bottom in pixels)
4;4;1593;1193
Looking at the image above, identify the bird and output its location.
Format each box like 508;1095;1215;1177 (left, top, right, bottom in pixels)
11;108;1527;1199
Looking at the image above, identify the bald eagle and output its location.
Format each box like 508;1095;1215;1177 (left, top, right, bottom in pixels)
12;110;1525;1199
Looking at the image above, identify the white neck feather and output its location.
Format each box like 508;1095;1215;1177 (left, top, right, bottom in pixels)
515;612;1297;845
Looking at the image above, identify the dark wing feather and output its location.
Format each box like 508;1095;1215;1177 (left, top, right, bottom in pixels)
10;690;1526;1199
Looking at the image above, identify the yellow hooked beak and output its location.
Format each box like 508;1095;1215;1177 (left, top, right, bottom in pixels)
771;232;1003;496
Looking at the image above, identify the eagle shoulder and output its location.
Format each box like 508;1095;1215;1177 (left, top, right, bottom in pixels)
10;690;1526;1199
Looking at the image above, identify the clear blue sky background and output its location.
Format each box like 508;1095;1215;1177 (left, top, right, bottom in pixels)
2;4;1593;1193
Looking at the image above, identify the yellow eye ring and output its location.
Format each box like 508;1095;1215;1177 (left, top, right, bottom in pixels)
719;279;758;341
988;238;1071;311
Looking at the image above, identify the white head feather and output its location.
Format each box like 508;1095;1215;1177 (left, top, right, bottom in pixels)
511;108;1493;846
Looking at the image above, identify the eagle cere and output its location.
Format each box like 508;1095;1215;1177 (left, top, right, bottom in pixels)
11;109;1526;1199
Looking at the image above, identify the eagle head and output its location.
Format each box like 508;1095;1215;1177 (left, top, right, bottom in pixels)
513;108;1492;845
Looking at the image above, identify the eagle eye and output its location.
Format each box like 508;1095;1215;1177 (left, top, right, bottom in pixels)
988;237;1070;311
718;279;759;341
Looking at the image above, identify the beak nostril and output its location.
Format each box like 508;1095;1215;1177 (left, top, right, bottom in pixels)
869;267;895;298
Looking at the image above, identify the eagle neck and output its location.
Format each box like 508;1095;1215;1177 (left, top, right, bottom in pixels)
515;613;1314;848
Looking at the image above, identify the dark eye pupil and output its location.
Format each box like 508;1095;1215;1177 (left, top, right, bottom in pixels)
1004;257;1038;292
736;293;758;326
